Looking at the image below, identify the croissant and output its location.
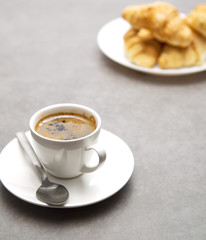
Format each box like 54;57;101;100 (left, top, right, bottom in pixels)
192;30;206;65
185;4;206;38
158;44;197;69
137;28;154;41
124;28;162;68
122;2;192;47
158;31;206;69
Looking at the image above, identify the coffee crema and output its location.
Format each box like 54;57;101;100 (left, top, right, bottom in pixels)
35;112;96;140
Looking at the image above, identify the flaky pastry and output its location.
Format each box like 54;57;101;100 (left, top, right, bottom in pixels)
122;1;192;47
124;28;162;68
185;4;206;38
137;28;154;41
158;44;197;69
158;30;206;69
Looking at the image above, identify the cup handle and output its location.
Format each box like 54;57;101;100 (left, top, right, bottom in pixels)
81;144;106;173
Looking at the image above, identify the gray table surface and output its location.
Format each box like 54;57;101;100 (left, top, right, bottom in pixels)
1;0;206;239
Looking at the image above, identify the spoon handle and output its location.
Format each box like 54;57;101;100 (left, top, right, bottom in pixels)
16;132;47;181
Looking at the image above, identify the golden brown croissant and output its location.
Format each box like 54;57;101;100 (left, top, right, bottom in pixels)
185;4;206;38
124;28;162;68
158;44;197;69
192;30;206;65
122;2;178;29
137;28;154;41
158;31;206;69
122;2;192;47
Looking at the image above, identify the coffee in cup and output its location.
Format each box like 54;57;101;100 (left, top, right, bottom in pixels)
35;112;96;140
29;103;106;178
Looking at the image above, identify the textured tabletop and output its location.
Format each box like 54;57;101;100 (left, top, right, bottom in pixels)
0;0;206;239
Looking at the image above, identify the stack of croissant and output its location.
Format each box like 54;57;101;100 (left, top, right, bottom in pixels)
122;2;206;69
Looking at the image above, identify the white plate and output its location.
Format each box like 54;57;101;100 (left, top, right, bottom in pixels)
97;17;206;76
0;129;134;208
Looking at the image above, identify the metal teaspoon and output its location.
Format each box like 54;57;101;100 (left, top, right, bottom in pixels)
16;132;69;206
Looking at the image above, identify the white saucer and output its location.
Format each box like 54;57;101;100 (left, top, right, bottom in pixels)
0;129;134;208
97;17;206;76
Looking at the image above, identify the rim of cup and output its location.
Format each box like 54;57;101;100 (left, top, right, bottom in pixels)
29;103;101;143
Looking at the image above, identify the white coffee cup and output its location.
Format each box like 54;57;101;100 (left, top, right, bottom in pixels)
29;103;106;178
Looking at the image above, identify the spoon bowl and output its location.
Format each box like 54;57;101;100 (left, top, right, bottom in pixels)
36;178;69;206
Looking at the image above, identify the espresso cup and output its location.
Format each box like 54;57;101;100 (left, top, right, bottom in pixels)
29;103;106;178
